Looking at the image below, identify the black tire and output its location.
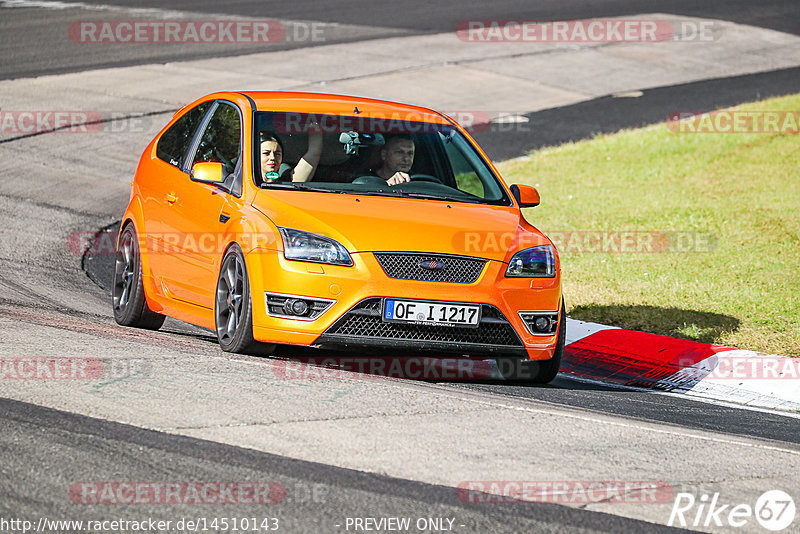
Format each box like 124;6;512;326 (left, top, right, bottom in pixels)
527;298;566;384
214;244;274;355
112;223;165;330
499;297;565;384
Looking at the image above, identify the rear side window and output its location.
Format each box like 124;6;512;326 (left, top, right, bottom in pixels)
157;102;212;168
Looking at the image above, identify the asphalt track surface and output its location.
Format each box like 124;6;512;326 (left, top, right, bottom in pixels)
38;0;800;34
3;1;800;532
1;397;688;533
473;66;800;159
2;0;800;80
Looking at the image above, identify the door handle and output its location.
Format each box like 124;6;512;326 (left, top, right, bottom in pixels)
165;193;178;204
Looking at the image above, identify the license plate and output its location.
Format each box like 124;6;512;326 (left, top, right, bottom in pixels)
382;299;481;327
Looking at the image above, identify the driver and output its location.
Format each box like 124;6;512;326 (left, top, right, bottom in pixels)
374;135;414;185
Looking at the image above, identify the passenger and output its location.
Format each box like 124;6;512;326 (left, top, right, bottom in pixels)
260;123;322;183
374;135;414;185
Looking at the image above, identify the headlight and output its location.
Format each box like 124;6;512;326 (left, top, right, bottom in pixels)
505;245;555;277
278;227;353;266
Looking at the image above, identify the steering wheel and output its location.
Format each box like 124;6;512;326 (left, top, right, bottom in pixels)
409;174;442;184
352;175;387;185
351;174;444;186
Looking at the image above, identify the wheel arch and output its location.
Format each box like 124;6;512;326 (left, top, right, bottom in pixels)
118;196;158;305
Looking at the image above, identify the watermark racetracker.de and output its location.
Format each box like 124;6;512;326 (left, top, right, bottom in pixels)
261;110;531;134
68;479;327;505
68;481;286;505
0;111;103;134
451;230;717;255
0;357;151;380
671;354;800;381
0;110;170;136
68;20;329;44
0;357;103;380
667;110;800;134
270;357;496;381
456;19;719;42
457;480;674;504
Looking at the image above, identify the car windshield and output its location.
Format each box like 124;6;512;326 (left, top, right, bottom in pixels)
253;111;510;205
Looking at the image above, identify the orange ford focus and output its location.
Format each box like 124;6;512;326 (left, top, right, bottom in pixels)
113;91;564;383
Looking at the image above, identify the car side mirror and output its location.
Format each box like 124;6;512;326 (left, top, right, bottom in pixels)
510;184;540;208
190;162;225;184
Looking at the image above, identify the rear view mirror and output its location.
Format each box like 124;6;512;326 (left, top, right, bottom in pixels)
510;184;540;208
339;131;385;155
190;162;225;184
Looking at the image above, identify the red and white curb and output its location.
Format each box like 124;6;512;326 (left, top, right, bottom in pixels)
557;318;800;412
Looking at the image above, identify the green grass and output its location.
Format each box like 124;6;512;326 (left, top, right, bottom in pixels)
497;93;800;356
455;172;484;197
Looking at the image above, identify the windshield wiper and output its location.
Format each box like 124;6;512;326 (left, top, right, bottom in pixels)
337;189;483;203
261;184;404;198
260;184;482;203
260;183;344;193
388;190;483;203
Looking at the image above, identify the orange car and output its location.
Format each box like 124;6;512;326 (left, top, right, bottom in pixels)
112;91;564;383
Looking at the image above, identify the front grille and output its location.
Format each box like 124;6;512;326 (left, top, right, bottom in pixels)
374;253;486;284
320;298;523;350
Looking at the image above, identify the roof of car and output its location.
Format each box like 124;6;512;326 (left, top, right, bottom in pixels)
237;91;452;124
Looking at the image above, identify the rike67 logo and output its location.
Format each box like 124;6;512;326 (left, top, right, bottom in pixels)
669;490;796;531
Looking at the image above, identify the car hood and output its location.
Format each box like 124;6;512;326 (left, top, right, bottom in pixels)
251;190;550;262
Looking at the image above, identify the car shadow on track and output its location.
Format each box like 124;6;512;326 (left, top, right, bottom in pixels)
261;345;609;389
569;304;739;345
150;322;665;393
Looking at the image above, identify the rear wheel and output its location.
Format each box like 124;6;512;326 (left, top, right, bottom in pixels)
214;245;274;355
112;223;165;329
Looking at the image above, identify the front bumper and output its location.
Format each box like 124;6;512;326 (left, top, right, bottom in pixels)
246;249;561;360
317;298;527;357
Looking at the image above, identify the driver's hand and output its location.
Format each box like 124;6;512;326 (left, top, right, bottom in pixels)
386;172;411;186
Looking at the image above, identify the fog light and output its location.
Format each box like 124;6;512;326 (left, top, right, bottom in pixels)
534;316;551;332
285;299;309;316
518;311;559;336
265;292;336;321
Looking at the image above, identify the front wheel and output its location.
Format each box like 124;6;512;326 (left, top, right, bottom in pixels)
112;223;165;330
214;245;274;355
499;298;565;384
528;299;566;384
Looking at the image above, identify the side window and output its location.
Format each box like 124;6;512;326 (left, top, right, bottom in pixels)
441;133;485;198
191;102;242;175
156;102;211;168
